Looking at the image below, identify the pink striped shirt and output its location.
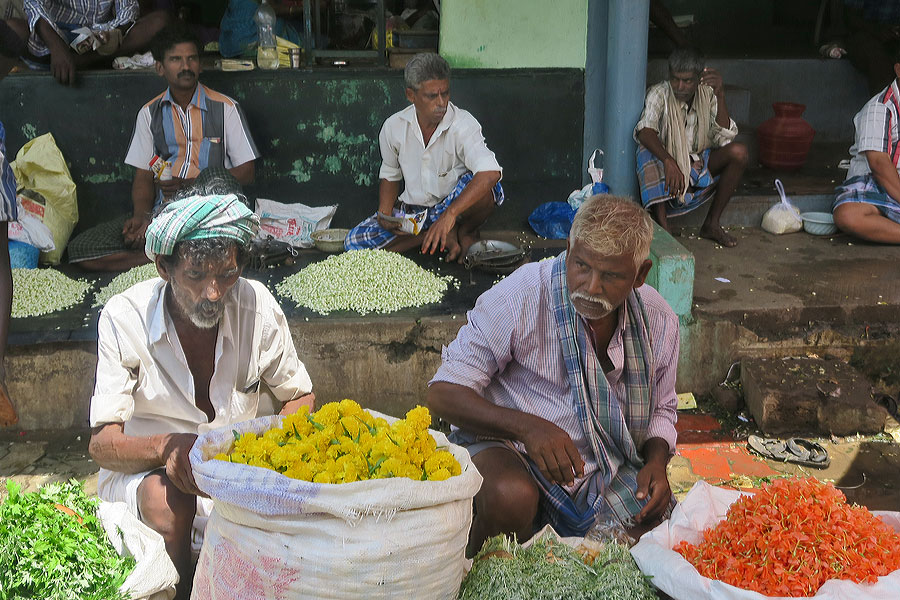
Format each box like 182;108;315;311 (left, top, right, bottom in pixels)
430;257;679;488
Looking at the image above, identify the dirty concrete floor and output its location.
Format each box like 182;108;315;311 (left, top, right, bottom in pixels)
677;226;900;334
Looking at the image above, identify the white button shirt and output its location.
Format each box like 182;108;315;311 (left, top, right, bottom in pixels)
378;102;502;208
90;277;313;437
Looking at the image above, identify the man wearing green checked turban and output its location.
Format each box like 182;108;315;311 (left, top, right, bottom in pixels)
87;194;315;600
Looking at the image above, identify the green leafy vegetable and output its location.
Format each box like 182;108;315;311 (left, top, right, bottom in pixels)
0;480;135;600
458;532;656;600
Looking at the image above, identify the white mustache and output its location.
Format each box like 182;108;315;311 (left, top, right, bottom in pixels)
570;291;614;312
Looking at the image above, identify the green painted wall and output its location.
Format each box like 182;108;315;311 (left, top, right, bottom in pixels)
439;0;588;68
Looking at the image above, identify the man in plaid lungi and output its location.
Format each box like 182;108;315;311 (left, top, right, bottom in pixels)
634;48;747;247
428;196;678;557
0;121;18;428
345;53;503;263
833;47;900;244
88;195;313;599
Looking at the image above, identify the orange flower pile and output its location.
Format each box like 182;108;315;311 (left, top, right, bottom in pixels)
675;477;900;597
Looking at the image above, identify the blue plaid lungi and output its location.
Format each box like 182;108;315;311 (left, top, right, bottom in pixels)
0;121;18;223
344;172;504;251
833;174;900;224
636;144;717;217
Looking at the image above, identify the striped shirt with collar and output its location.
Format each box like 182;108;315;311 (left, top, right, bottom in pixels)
125;83;259;208
24;0;138;57
847;80;900;179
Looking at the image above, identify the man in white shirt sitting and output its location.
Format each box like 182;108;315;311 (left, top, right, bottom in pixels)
344;52;504;263
88;194;314;600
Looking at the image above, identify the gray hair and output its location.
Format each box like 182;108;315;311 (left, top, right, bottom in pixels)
668;47;704;77
569;195;653;268
160;237;250;269
404;53;450;90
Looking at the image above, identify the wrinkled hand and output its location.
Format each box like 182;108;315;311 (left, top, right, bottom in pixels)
158;433;206;497
521;419;585;486
421;211;456;256
50;46;76;85
700;67;724;96
634;460;670;524
122;214;151;249
377;212;408;236
663;157;685;197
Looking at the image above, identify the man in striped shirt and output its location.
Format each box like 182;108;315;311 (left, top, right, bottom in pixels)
833;48;900;244
68;24;260;270
428;195;678;556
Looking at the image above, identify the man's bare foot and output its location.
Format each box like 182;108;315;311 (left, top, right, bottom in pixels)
457;229;481;264
0;379;17;428
443;232;462;263
699;224;737;247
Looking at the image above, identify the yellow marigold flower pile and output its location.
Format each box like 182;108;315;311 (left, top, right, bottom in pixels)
213;400;462;484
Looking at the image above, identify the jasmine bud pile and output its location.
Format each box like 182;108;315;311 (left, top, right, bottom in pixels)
11;268;93;317
276;249;457;315
93;263;159;307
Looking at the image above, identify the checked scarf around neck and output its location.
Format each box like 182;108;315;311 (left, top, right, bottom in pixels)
531;252;658;536
664;80;714;203
145;194;260;260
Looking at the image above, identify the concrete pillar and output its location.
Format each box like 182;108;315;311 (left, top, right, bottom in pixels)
600;0;649;199
582;0;608;185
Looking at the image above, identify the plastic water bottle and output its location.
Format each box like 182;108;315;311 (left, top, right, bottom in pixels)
255;0;279;70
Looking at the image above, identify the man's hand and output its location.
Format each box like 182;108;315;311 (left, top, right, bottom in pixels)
421;211;456;255
663;157;685;197
280;393;316;416
520;419;585;486
376;212;408;236
156;433;206;497
50;46;76;85
122;214;151;249
634;459;671;524
700;67;724;96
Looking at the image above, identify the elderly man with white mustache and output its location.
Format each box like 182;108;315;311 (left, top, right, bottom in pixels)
427;195;679;557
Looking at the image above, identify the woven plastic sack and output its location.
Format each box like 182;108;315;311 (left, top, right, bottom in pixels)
97;500;179;600
255;197;337;248
631;480;900;599
189;411;483;600
760;179;802;235
10;133;78;264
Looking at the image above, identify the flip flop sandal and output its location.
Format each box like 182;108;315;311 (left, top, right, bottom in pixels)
747;435;831;469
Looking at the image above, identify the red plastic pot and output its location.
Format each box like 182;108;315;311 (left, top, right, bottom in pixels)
756;102;815;170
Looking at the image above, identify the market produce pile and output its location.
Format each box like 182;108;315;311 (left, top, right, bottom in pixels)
675;477;900;596
93;263;159;306
275;249;457;315
215;400;462;483
0;480;135;599
458;532;656;600
11;267;93;317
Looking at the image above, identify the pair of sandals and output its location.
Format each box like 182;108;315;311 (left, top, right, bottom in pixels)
747;435;830;469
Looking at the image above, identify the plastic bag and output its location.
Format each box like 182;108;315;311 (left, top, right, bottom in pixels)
189;411;483;600
630;480;900;599
7;191;55;251
255;198;337;248
10;133;78;264
528;201;576;239
97;501;178;600
760;179;802;234
567;149;611;211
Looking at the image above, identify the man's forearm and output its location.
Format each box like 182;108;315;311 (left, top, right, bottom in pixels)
637;128;674;163
866;151;900;203
378;179;401;215
426;381;543;442
89;425;168;474
442;170;500;220
35;18;68;52
714;92;730;128
228;160;255;186
641;436;671;467
132;168;155;217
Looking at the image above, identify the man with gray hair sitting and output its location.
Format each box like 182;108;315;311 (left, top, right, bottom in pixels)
635;47;747;248
427;195;679;556
345;52;503;262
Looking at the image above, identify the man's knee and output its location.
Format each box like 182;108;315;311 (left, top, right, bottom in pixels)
726;141;749;167
137;472;196;539
833;203;869;232
138;9;171;30
476;470;540;532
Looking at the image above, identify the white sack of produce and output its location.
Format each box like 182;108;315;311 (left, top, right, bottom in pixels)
188;411;483;600
631;480;900;599
98;500;179;600
255;197;337;248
